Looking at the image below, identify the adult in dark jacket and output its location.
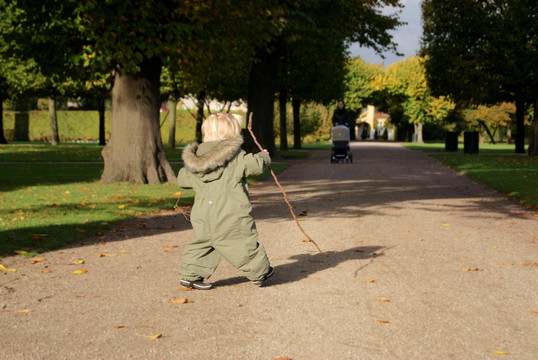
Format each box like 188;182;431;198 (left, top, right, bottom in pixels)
332;100;350;127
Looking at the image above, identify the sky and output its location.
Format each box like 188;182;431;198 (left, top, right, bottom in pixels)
348;0;422;67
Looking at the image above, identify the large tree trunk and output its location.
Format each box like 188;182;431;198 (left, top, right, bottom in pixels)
514;98;525;154
195;92;205;144
98;97;106;146
101;57;175;184
246;43;279;155
167;98;177;148
0;95;7;144
279;90;288;151
528;96;538;156
292;98;301;149
48;97;59;146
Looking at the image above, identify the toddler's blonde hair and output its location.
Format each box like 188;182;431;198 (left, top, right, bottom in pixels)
201;113;242;141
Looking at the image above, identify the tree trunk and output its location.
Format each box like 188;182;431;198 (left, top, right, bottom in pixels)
195;92;205;144
279;90;288;151
498;126;503;143
478;119;495;144
292;98;301;149
48;97;60;146
514;98;525;153
414;122;424;143
528;96;538;156
167;98;177;148
246;43;279;155
0;95;7;144
101;57;175;184
98;97;106;146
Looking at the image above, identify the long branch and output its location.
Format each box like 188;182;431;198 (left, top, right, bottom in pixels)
247;114;327;256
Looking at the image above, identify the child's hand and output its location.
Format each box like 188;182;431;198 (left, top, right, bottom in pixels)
262;149;269;155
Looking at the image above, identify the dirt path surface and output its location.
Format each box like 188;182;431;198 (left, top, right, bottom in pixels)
1;142;537;360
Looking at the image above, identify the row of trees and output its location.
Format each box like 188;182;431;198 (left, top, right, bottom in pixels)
0;0;404;184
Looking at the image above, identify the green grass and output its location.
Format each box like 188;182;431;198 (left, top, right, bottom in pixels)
0;144;290;256
402;142;537;209
401;141;527;153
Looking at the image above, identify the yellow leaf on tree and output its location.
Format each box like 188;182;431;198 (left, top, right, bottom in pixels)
69;259;85;265
0;264;16;272
73;269;87;274
170;298;191;304
29;258;46;264
375;297;390;302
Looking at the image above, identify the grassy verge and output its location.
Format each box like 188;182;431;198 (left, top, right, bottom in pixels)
0;149;289;256
401;142;537;209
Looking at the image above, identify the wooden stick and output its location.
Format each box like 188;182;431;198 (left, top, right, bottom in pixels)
247;114;327;256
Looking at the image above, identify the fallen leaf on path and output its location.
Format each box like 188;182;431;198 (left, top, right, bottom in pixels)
522;261;538;267
120;250;129;253
40;269;51;273
165;225;175;229
363;279;375;283
29;258;46;264
377;319;389;323
137;333;162;340
0;264;16;272
69;259;85;265
114;325;127;329
375;297;390;302
404;229;411;232
170;298;191;304
442;223;451;227
462;268;482;271
300;239;311;242
73;269;87;274
530;309;538;314
17;309;33;313
488;350;507;355
97;253;117;257
180;286;195;291
163;244;178;248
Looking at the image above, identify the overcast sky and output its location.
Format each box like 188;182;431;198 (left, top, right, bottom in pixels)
348;0;422;67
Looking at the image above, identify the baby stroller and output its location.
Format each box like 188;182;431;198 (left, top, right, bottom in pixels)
330;125;352;163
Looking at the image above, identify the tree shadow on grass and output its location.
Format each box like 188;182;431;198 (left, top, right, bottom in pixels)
211;245;385;288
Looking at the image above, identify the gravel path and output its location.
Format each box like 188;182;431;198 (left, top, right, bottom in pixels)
1;142;537;360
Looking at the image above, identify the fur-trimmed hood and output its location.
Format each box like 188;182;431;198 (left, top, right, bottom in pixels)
182;136;243;182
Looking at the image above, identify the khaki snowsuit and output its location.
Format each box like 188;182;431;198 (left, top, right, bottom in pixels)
177;136;271;282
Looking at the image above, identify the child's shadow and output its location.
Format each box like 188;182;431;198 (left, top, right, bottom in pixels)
213;246;385;288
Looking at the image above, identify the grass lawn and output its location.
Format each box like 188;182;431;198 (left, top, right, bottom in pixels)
401;142;538;209
0;143;290;256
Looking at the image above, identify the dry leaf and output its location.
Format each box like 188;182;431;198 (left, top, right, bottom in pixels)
377;319;389;323
0;264;16;272
165;225;175;229
97;253;117;257
69;259;85;265
174;191;182;196
137;223;146;229
163;244;178;248
137;333;163;340
375;297;390;302
462;268;482;271
170;298;191;304
363;279;375;283
530;309;538;314
17;309;33;313
29;234;42;240
14;250;28;255
488;350;507;355
120;250;129;253
442;223;451;227
73;269;87;274
404;229;411;232
118;204;125;209
29;258;46;264
522;261;538;267
180;286;195;291
114;325;127;329
300;239;311;242
40;269;51;273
